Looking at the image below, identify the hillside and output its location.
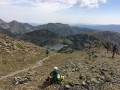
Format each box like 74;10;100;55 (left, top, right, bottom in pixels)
71;27;95;33
0;34;46;78
65;31;120;52
20;29;120;52
0;40;120;90
67;33;99;50
89;31;120;45
22;29;73;46
0;27;12;36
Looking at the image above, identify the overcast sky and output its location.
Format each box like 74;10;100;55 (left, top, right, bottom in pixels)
0;0;120;25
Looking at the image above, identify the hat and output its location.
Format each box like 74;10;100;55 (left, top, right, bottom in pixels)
54;66;58;70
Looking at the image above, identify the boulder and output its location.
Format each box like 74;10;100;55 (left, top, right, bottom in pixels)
12;77;31;85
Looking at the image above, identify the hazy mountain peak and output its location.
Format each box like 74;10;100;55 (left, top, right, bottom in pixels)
35;23;81;36
9;20;21;24
0;19;9;29
47;23;69;26
8;20;34;34
0;18;6;23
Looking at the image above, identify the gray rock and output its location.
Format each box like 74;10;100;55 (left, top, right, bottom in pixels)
91;78;99;84
65;85;71;89
12;77;31;85
81;81;89;90
79;74;86;80
93;55;98;58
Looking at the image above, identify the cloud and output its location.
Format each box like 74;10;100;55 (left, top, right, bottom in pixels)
0;0;108;24
0;0;107;9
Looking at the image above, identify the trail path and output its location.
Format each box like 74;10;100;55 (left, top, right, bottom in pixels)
0;54;55;80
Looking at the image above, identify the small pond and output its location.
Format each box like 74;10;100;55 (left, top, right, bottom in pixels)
49;44;68;51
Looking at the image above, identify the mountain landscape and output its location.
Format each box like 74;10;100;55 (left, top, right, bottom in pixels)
0;18;120;53
0;18;120;90
0;18;120;47
0;0;120;89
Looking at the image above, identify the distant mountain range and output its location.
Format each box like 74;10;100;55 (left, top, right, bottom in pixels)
35;23;82;36
0;19;97;37
0;18;120;51
75;24;120;33
0;19;34;34
8;20;34;34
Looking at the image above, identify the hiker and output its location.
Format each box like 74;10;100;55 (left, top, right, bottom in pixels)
112;44;117;58
50;67;60;83
46;48;49;57
46;67;64;84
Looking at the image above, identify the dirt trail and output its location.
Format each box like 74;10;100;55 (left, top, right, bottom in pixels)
0;54;56;80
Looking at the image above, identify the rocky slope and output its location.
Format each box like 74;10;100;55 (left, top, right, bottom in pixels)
59;46;120;90
0;34;45;77
0;40;120;90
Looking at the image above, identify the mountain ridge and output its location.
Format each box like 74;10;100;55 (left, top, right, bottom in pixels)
75;24;120;33
0;18;120;50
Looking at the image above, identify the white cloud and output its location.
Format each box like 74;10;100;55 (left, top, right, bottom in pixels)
0;0;110;24
0;0;107;9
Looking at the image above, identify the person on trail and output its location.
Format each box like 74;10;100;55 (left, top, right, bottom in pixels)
46;67;64;84
46;48;49;57
112;44;117;58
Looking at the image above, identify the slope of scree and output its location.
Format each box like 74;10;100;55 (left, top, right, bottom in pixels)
0;34;45;77
0;41;120;90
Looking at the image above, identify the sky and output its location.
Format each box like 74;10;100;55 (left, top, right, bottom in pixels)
0;0;120;25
